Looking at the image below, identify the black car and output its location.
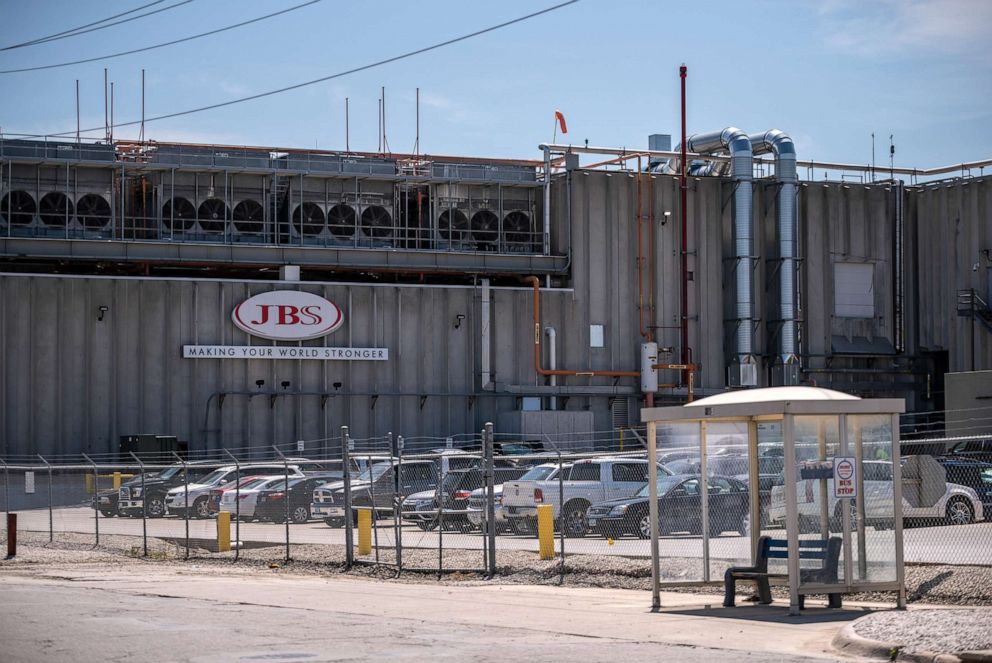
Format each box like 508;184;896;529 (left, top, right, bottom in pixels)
255;475;338;523
315;459;440;526
401;467;529;531
587;475;750;539
941;439;992;465
936;457;992;509
117;462;215;518
90;473;146;517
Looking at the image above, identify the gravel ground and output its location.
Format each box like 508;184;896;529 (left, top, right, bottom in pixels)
3;531;991;606
852;609;992;654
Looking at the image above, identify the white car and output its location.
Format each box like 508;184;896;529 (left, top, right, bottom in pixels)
218;476;287;520
768;460;985;530
165;464;303;518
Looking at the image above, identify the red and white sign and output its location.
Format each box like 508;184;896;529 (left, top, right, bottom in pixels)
232;290;344;341
833;456;858;499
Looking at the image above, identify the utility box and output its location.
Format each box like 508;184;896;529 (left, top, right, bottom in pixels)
496;410;595;451
119;435;186;461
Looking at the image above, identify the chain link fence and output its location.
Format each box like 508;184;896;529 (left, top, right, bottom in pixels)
2;427;990;595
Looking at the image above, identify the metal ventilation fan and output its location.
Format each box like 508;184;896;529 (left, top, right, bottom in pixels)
162;196;195;231
292;202;324;236
361;205;392;238
502;211;531;245
197;197;228;233
232;199;264;233
76;194;111;229
438;209;469;240
470;210;499;246
327;203;356;237
38;192;74;226
0;190;36;226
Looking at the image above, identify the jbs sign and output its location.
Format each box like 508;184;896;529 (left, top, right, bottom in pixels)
232;290;344;341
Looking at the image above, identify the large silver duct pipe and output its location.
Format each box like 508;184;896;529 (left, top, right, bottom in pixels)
681;128;755;384
749;130;798;384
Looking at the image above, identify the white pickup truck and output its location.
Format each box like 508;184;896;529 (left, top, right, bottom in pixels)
501;457;672;537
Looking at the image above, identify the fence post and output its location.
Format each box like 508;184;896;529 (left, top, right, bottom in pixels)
273;445;290;563
222;449;240;562
82;453;99;547
369;452;379;564
172;452;189;560
395;434;403;573
129;452;147;557
436;445;446;579
484;422;496;578
2;459;9;519
38;455;53;544
342;426;353;569
558;449;565;585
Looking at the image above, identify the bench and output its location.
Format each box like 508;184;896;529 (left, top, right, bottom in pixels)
723;535;843;609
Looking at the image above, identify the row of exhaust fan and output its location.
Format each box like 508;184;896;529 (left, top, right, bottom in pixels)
658;127;798;379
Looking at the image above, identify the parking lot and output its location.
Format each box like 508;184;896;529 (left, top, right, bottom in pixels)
9;505;992;566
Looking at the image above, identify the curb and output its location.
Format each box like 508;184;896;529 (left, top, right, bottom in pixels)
832;623;992;663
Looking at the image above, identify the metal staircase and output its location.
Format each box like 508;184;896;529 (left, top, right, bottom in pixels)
958;289;992;333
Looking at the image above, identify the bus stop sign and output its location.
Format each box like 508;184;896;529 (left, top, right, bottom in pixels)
833;456;858;498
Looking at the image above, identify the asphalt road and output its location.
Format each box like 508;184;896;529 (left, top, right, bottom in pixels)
7;506;991;566
0;564;856;662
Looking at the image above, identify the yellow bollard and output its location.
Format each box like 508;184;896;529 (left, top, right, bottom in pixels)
537;504;556;560
113;472;122;490
216;511;231;552
85;474;95;494
357;508;372;555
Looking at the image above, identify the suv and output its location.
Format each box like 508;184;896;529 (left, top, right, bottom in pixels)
941;439;992;465
164;464;303;518
935;458;992;510
313;460;439;526
117;461;217;518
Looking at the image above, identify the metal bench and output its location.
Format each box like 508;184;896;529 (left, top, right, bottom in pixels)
723;535;843;609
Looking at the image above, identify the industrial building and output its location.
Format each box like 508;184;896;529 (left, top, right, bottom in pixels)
0;132;989;456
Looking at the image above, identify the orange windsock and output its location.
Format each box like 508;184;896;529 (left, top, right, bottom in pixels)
554;109;567;134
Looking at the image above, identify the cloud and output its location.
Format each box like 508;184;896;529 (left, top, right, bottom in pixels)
817;0;992;57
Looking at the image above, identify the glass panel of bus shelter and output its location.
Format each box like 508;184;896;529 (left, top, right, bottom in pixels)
793;415;845;588
656;422;704;582
848;414;897;583
758;421;788;575
703;422;751;579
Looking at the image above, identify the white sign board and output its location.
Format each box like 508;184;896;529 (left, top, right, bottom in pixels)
232;290;344;341
25;471;35;494
297;440;305;453
833;456;858;499
183;346;388;361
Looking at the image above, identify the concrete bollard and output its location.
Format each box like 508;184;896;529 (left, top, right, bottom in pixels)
6;513;15;558
357;508;372;555
216;511;231;553
537;504;555;560
113;472;122;490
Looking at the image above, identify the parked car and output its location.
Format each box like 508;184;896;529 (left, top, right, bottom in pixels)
662;454;783;525
587;475;750;539
501;458;673;537
940;439;992;465
91;473;149;517
117;461;217;518
934;458;992;511
254;475;338;523
213;475;282;519
768;460;986;530
313;460;439;526
165;464;303;518
401;467;528;531
467;463;571;534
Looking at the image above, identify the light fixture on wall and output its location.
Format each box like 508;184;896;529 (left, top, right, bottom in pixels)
255;379;265;390
332;382;343;392
281;380;291;390
662;211;671;225
97;305;109;322
454;314;466;329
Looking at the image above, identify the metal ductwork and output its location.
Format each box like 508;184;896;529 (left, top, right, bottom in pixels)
749;130;799;386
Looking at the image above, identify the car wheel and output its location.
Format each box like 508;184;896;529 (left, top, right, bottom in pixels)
145;497;166;519
416;519;439;531
193;497;210;519
946;497;974;526
99;509;116;518
510;518;535;536
830;500;858;533
291;505;310;524
324;517;343;528
636;513;653;539
562;501;589;538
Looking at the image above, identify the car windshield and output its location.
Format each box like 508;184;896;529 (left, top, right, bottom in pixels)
636;476;685;498
196;469;230;486
519;465;557;481
665;459;699;475
709;458;748;476
442;472;473;492
356;462;393;483
237;477;270;490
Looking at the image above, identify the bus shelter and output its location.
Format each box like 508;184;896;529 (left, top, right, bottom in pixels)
641;386;906;614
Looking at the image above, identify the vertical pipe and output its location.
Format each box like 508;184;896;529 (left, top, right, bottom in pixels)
480;279;491;388
546;326;557;409
679;65;689;385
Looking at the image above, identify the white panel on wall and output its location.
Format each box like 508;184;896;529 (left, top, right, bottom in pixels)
834;262;875;318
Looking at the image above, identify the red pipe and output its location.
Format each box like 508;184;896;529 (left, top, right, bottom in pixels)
524;276;639;378
679;64;690;387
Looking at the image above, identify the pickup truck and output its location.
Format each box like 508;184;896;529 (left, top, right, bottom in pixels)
312;459;440;526
501;458;672;537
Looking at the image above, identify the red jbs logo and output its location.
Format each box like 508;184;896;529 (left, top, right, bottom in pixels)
232;291;343;341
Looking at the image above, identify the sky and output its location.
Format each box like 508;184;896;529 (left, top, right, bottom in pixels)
0;0;990;170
